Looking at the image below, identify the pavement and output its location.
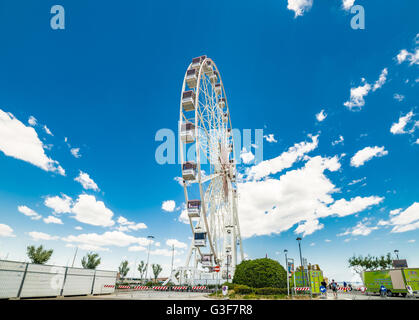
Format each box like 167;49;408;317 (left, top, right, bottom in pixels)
319;291;418;300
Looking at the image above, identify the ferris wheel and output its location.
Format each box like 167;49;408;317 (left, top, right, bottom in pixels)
179;55;244;281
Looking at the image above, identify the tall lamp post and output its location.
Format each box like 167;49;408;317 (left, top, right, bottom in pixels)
145;235;154;283
394;249;399;260
296;237;305;287
284;249;289;296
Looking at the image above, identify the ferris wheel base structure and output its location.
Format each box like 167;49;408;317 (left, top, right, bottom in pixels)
173;55;244;285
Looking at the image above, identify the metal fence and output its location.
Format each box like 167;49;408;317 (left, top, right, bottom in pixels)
0;259;117;299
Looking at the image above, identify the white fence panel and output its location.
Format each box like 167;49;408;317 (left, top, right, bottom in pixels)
93;270;117;294
62;268;95;296
0;261;26;299
20;264;65;298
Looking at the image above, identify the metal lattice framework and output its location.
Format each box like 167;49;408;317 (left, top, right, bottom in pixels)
176;56;244;283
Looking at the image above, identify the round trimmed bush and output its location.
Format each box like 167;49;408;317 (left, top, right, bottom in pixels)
233;258;287;288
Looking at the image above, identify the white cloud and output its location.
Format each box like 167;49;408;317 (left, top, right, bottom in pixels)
393;93;405;102
324;239;331;242
415;138;419;145
396;49;419;66
342;0;355;10
162;200;176;212
28;116;37;126
332;135;344;146
74;171;99;191
0;109;65;175
344;82;371;110
388;202;419;233
28;231;59;241
178;207;189;224
263;134;277;143
0;224;15;237
315;109;327;122
166;239;188;249
338;221;378;237
128;245;147;252
174;176;183;186
43;215;63;224
75;226;83;230
408;239;416;243
348;177;366;186
287;0;313;18
350;146;388;167
116;216;147;231
248;135;318;180
18;205;42;220
390;208;402;216
237;152;383;238
70;148;81;158
240;148;255;164
44;194;73;214
390;111;414;135
372;68;388;91
63;230;150;251
43;125;53;136
71;194;114;227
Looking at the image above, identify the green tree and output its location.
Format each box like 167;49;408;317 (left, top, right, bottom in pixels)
27;245;53;264
152;264;163;283
348;253;393;281
119;260;130;279
138;261;147;283
81;252;101;269
233;258;287;288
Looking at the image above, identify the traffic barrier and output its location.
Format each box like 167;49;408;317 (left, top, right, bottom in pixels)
192;286;207;290
172;286;188;290
294;287;310;292
104;285;115;288
117;285;131;289
152;286;168;290
133;286;149;290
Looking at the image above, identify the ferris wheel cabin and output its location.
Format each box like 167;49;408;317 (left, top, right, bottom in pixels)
186;69;198;88
182;90;195;112
187;200;201;218
214;83;222;96
193;228;207;247
182;161;197;181
180;122;195;143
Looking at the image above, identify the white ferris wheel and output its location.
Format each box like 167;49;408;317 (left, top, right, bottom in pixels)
177;55;244;283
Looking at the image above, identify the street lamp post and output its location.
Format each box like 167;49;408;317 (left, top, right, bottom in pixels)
394;249;399;260
145;235;154;283
296;237;305;286
284;249;289;296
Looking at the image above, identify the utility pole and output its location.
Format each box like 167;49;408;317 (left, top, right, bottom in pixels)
145;235;154;283
171;244;175;273
71;247;78;268
284;249;289;296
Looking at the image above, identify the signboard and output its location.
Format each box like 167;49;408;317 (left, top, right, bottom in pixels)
392;259;408;268
380;285;387;292
287;260;294;274
302;258;308;268
320;286;326;293
222;286;228;296
214;265;220;272
406;285;413;295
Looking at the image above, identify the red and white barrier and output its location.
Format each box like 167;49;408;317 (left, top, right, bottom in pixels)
172;286;188;290
295;287;310;292
104;285;115;288
153;286;168;290
117;285;131;289
133;286;149;290
192;286;207;290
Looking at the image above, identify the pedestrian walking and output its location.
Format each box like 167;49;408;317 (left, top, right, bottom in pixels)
331;279;338;299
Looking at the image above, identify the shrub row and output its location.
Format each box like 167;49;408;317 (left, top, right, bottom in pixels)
233;284;287;295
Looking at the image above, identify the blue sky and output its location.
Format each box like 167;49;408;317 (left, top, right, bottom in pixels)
0;0;418;281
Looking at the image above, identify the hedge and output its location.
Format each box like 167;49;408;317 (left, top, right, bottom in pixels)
233;258;287;288
254;287;288;295
234;284;254;294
